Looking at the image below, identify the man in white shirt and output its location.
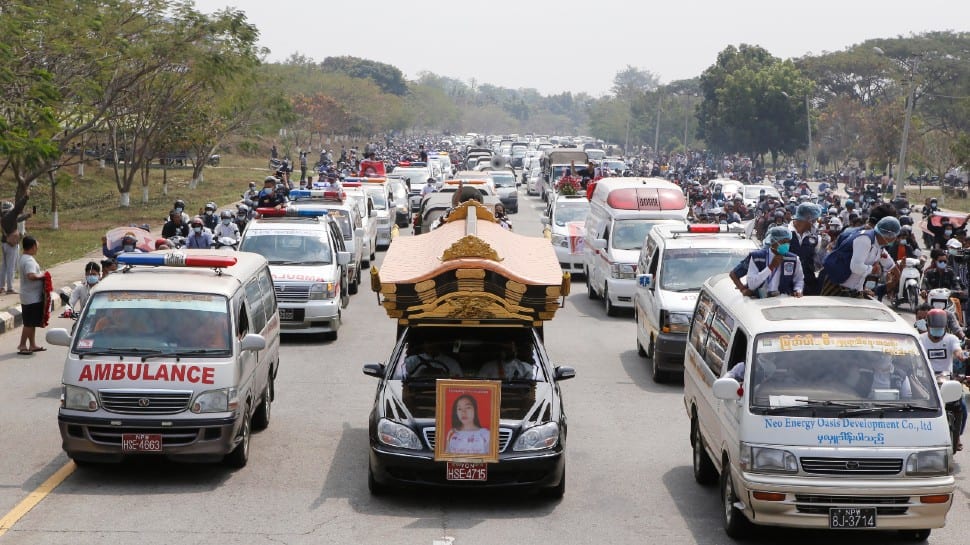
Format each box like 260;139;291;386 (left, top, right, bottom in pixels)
919;309;966;375
745;226;805;298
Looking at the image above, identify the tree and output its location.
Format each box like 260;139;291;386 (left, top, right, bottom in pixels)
320;56;408;96
612;65;659;99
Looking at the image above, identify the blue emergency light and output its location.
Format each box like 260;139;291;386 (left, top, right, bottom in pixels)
117;252;237;268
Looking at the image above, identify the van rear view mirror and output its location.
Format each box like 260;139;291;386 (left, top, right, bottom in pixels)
336;251;351;266
940;380;964;403
713;378;742;400
240;333;266;352
47;328;72;347
591;238;607;251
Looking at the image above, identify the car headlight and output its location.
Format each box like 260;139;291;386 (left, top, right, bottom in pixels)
63;384;98;411
192;387;238;413
661;311;692;334
610;263;637;279
551;234;568;247
377;419;422;450
513;422;560;451
906;450;950;476
740;443;798;473
309;282;337;300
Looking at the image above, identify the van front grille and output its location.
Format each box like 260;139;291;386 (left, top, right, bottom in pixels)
800;457;902;475
99;391;192;414
275;283;310;303
794;494;910;515
423;428;513;453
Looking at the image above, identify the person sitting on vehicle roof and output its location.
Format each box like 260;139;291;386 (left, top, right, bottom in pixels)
493;203;512;231
102;231;144;259
257;176;286;209
743;226;805;298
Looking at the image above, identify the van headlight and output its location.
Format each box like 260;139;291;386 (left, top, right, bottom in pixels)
309;282;337;300
62;385;98;411
610;263;637;279
377;419;422;450
740;443;798;473
513;422;560;451
192;387;238;413
906;450;950;476
551;234;568;247
661;310;692;334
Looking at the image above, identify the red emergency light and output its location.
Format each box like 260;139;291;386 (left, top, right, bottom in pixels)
606;188;687;211
686;225;722;233
117;253;237;268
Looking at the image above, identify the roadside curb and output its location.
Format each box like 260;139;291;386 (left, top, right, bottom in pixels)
0;281;81;335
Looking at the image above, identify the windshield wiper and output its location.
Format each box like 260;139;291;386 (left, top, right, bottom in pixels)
763;399;861;415
141;349;227;362
78;347;160;360
839;403;938;417
268;260;304;265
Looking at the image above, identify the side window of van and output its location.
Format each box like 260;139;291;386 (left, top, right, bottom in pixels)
245;278;266;333
258;268;276;316
704;306;735;376
648;250;660;276
689;292;716;359
237;304;250;339
726;331;748;375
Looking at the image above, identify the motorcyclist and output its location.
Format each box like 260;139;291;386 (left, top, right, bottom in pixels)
214;210;240;242
922;249;965;299
918;308;967;450
201;201;218;231
185;216;214;249
922;197;939;217
242;181;259;208
161;209;189;239
838;199;855;225
257;176;286;209
891;192;910;213
172;199;190;225
235;204;250;232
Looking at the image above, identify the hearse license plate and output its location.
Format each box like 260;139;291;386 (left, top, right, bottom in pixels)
279;308;295;321
829;507;876;529
121;433;162;452
446;462;487;481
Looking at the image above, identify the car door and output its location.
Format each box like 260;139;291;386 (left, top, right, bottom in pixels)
640;243;661;339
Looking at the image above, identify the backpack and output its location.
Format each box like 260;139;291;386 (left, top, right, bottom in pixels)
822;230;876;285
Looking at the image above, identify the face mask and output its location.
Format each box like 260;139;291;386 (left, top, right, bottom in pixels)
776;243;790;255
929;327;945;338
901;240;908;246
945;230;952;237
193;227;202;234
937;261;947;269
205;210;213;216
932;203;938;209
123;244;134;252
175;207;183;214
949;249;960;256
237;214;246;221
222;219;231;225
86;275;99;285
914;319;927;332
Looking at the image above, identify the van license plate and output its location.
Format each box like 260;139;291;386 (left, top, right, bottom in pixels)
279;309;294;321
446;462;487;481
121;433;162;452
829;508;876;528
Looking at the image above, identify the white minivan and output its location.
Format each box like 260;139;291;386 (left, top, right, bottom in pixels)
48;251;281;468
583;178;688;316
685;274;964;540
635;224;758;383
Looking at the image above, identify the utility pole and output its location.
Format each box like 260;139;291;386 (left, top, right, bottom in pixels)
683;94;691;153
896;73;916;198
654;93;662;157
805;93;813;177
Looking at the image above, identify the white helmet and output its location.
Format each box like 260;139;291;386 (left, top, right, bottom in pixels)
946;238;962;250
928;288;951;310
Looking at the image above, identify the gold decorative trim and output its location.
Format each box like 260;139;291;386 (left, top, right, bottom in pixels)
441;235;503;262
442;200;497;224
415;279;437;292
456;268;486;279
505;280;526;294
410;292;532;322
370;267;382;293
545;286;561;297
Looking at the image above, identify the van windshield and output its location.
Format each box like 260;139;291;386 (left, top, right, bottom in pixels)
240;233;333;265
611;220;656;250
660;248;750;291
74;292;230;354
748;333;940;416
554;203;590;226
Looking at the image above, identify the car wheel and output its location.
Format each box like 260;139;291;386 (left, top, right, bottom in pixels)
646;333;655;359
252;376;273;431
721;463;751;539
370;249;376;262
348;273;359;295
898;529;931;542
224;414;251;469
586;270;599;300
604;287;618;317
651;349;667;383
368;463;389;496
361;258;370;269
691;415;717;486
637;338;646;358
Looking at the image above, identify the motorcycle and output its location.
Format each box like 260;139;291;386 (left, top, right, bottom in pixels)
213;236;238;251
892;257;922;312
936;372;967;453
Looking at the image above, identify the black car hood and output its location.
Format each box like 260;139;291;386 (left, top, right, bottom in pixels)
382;380;553;425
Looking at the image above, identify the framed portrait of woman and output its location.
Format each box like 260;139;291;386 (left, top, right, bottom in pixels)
434;379;501;463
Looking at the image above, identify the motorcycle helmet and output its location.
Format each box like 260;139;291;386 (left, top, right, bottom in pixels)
205;201;217;213
844;199;854;208
220;210;233;220
926;308;948;338
898;215;913;227
927;288;952;311
236;203;249;215
173;199;186;212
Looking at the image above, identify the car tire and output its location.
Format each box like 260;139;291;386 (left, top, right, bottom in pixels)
361;258;370;270
691;415;717;486
898;529;931;542
604;287;618;317
646;333;655;359
637;338;647;358
252;376;273;431
721;462;751;539
586;270;598;300
370;249;376;262
651;348;668;383
368;463;389;496
224;414;251;469
348;274;359;295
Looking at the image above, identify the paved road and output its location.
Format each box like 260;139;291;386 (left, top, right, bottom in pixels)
0;187;967;544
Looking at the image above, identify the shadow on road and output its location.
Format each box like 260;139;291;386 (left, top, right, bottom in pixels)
61;457;232;494
618;348;683;394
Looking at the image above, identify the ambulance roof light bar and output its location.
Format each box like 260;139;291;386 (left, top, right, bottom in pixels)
288;189;344;202
342;177;386;184
117;252;237;271
669;223;747;238
255;207;329;218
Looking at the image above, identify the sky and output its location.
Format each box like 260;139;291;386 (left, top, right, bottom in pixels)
192;0;969;97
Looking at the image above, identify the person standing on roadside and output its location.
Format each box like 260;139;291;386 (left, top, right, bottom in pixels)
1;195;32;294
17;236;47;355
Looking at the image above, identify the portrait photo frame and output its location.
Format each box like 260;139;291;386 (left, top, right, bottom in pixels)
434;379;501;463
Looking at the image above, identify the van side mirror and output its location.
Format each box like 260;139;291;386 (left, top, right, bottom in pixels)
47;328;72;346
240;333;266;352
554;366;576;381
354;227;365;239
591;238;607;250
940;380;964;403
713;378;742;400
637;273;654;290
541;215;550;225
336;251;351;266
362;362;386;378
369;210;378;218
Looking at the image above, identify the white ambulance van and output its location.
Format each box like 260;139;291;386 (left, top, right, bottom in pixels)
583;178;688;316
47;251;281;468
684;274;964;540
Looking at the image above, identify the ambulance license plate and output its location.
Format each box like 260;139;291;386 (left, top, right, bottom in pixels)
279;309;294;321
829;507;876;529
121;433;162;452
446;462;487;481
